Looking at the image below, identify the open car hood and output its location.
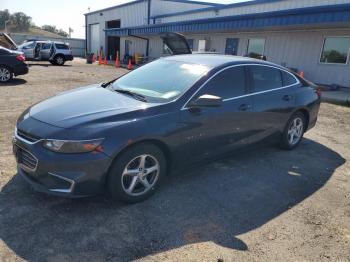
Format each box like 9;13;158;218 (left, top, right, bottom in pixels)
159;32;192;55
0;32;17;50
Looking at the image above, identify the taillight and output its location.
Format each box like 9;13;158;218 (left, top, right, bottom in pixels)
16;54;25;62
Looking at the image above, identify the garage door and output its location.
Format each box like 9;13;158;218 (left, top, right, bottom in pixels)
89;24;100;55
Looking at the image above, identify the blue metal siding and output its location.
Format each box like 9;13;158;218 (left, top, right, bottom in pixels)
105;4;350;36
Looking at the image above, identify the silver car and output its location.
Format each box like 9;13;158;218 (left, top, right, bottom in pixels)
18;40;73;66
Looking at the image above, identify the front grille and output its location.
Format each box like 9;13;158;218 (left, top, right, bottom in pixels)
17;129;41;143
14;145;38;171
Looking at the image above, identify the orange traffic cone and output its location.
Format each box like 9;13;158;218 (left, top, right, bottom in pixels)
103;56;107;65
115;52;120;68
127;59;132;70
299;71;305;78
98;52;102;65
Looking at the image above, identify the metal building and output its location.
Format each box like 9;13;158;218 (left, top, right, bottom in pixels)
85;0;350;86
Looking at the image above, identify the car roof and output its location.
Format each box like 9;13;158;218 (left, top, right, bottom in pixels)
163;54;282;69
26;40;67;44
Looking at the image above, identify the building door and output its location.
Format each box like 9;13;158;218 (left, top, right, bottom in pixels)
89;24;100;55
225;38;239;55
107;36;120;60
106;20;121;60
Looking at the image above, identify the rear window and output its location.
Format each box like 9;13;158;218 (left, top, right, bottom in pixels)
281;71;298;86
55;43;69;49
249;65;282;92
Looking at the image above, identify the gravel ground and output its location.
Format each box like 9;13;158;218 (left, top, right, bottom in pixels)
0;59;349;262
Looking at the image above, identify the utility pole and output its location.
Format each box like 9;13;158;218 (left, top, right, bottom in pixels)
4;20;10;33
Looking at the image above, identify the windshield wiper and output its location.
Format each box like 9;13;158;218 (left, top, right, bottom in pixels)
114;89;147;102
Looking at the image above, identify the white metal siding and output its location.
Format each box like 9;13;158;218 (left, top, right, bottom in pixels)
86;1;148;54
150;0;216;17
178;28;350;86
161;0;350;23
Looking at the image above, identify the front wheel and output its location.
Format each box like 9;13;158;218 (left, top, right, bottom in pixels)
108;143;167;203
280;112;306;150
0;66;12;82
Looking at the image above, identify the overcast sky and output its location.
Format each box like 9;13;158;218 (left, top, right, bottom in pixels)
2;0;246;38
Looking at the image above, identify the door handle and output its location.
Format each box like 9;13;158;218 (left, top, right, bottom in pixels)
282;95;293;101
239;104;251;111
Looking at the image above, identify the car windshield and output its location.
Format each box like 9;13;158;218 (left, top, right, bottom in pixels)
112;59;210;102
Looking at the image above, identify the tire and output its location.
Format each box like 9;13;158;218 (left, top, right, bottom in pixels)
0;66;13;83
280;112;306;150
108;143;167;203
54;55;65;66
50;60;57;65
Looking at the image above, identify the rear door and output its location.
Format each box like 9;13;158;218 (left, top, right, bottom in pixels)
179;65;254;161
248;65;299;139
160;32;192;55
39;42;52;60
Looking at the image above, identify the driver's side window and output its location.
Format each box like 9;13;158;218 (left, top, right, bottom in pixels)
196;66;247;100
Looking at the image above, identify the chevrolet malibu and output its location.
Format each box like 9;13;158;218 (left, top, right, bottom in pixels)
13;54;320;203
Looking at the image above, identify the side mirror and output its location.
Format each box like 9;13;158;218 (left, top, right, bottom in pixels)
188;94;222;108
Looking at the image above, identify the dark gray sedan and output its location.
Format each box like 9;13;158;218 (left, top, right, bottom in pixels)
13;54;321;203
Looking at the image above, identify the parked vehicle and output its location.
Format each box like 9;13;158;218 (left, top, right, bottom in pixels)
13;52;321;202
17;40;73;66
0;32;17;50
0;46;28;82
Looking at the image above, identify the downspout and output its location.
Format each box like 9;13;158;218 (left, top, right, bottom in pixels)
84;14;88;56
146;0;151;57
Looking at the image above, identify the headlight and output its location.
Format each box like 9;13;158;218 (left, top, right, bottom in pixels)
43;138;104;153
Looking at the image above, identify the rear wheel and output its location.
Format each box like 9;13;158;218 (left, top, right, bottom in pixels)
280;112;306;150
108;143;166;203
54;55;65;66
0;66;12;82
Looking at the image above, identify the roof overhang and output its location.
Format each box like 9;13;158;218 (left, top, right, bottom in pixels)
105;3;350;37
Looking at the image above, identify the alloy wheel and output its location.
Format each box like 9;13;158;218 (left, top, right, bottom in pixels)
0;67;11;82
287;117;304;145
56;56;64;65
121;154;160;196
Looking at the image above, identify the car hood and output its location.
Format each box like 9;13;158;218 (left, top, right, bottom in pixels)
29;84;150;128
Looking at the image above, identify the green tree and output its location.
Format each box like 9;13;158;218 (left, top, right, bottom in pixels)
10;12;32;31
0;9;10;29
41;25;69;37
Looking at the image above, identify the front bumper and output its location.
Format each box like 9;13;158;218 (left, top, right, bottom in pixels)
65;55;73;61
13;131;112;197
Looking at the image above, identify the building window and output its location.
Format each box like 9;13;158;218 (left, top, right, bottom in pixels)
320;37;350;64
246;38;265;59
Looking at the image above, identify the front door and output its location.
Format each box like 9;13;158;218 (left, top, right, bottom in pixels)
225;38;239;55
179;66;254;161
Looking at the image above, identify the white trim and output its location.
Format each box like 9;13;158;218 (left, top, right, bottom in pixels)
15;127;43;145
181;63;300;110
48;172;75;193
319;36;350;66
